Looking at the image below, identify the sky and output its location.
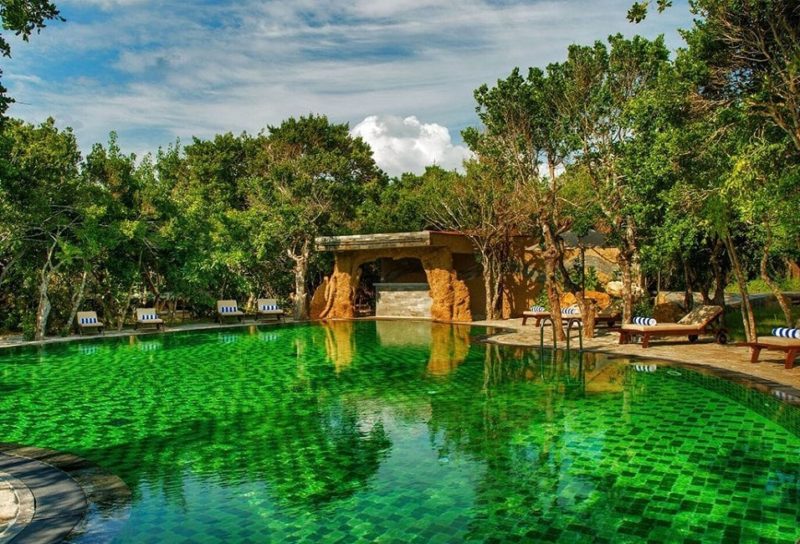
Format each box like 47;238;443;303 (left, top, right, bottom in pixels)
4;0;692;176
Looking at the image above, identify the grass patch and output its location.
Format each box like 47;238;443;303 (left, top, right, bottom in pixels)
725;277;800;295
723;299;799;341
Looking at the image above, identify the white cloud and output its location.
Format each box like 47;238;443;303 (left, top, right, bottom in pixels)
4;0;692;158
351;115;472;176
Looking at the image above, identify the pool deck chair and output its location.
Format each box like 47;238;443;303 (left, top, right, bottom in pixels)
76;311;104;336
523;304;619;329
522;307;551;326
256;298;284;322
135;308;165;331
618;305;726;348
739;334;800;370
217;300;245;323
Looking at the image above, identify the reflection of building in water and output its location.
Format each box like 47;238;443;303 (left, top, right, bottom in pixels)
376;320;433;346
322;321;355;373
375;321;471;376
427;323;471;376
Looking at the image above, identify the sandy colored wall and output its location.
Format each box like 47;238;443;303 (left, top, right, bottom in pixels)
314;246;472;322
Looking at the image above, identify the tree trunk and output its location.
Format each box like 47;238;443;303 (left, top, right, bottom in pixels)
0;256;14;288
618;221;638;325
63;269;88;336
710;238;726;306
619;254;634;324
289;238;311;321
540;222;565;340
759;240;793;326
481;250;504;321
34;242;60;341
724;233;756;342
34;268;52;341
682;259;694;311
483;263;496;320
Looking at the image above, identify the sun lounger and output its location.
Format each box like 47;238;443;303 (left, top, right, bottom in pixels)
135;308;165;331
256;298;284;321
76;311;104;336
217;300;245;323
739;328;800;369
618;305;726;348
523;303;620;329
522;305;550;326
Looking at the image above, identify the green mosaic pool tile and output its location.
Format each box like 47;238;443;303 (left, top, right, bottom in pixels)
1;322;799;542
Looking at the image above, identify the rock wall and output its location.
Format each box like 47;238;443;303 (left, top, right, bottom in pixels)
315;247;472;322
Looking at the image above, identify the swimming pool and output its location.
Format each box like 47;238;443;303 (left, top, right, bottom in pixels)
1;320;798;542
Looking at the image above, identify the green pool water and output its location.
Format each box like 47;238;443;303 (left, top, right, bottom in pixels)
1;320;799;543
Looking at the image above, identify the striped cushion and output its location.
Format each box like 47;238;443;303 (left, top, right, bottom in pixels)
561;307;579;315
633;316;657;326
79;317;98;324
221;306;239;313
260;304;279;311
529;305;546;313
772;327;800;339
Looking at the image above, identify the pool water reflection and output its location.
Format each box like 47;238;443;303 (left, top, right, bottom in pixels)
0;320;798;543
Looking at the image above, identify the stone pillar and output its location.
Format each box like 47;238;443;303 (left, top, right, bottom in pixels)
422;248;455;322
322;253;356;319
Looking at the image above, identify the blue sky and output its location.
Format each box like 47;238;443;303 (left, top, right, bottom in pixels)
5;0;692;175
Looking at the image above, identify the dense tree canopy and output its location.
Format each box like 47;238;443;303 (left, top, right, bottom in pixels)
1;0;798;340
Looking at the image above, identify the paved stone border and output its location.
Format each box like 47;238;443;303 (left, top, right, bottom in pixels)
0;317;300;350
0;444;131;543
0;472;34;543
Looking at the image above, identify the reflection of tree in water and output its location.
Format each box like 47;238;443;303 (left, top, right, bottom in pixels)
424;345;614;540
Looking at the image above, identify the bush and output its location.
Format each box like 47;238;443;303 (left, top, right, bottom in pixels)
632;298;654;318
21;314;36;341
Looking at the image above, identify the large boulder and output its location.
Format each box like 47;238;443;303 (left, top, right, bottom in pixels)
653;302;684;323
604;281;643;300
561;290;612;310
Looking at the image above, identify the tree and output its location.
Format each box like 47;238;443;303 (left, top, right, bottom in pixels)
1;0;62;117
0;118;86;339
562;34;672;324
253;115;384;320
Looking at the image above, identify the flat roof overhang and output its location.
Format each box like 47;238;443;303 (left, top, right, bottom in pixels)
315;231;475;253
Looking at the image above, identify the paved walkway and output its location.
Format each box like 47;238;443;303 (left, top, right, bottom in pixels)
0;318;293;350
0;452;84;543
474;318;800;393
0;444;131;543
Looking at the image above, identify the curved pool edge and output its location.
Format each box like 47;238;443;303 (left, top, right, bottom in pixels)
0;444;132;543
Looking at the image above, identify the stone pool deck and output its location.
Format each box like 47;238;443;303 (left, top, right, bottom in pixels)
0;445;130;543
475;317;800;392
0;317;294;350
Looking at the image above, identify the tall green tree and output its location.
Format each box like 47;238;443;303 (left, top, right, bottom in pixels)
252;115;384;320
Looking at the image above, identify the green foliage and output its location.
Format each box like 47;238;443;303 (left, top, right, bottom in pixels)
0;0;62;116
632;297;654;318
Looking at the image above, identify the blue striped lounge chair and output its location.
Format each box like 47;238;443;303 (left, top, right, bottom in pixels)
256;298;284;322
216;300;245;323
739;327;800;369
618;305;726;348
135;308;165;331
76;311;104;336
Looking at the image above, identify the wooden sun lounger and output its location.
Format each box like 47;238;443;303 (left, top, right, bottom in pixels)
522;310;550;326
523;306;620;328
217;299;245;323
739;337;799;369
256;298;284;322
135;308;165;331
76;311;104;336
618;305;726;348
